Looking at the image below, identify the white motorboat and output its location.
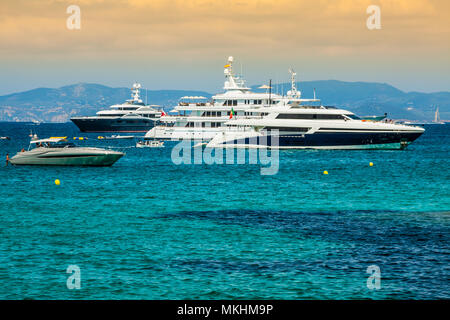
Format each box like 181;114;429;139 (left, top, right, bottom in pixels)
9;137;124;166
104;135;135;140
136;140;164;148
0;136;10;140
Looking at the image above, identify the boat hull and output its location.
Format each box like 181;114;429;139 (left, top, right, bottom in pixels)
10;149;124;166
71;117;158;133
208;131;424;150
145;126;223;141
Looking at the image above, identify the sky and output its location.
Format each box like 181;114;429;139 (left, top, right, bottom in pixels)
0;0;449;95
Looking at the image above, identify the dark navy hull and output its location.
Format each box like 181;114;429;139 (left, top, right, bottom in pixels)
231;131;424;149
71;117;159;133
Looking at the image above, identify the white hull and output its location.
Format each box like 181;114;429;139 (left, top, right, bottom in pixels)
145;126;222;141
209;142;409;150
207;122;424;150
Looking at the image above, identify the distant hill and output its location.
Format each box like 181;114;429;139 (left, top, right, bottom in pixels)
0;81;448;122
0;83;211;122
252;80;450;121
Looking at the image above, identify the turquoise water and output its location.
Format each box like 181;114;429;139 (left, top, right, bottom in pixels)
0;122;448;299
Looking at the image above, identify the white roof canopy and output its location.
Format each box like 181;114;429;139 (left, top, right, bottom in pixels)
179;96;207;100
30;137;67;144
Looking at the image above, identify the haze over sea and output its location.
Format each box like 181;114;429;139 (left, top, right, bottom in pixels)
0;122;448;299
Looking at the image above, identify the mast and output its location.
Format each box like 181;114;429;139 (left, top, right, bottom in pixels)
287;68;300;98
223;56;250;91
269;79;272;106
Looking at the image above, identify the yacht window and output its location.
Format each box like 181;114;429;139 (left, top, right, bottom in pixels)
276;114;314;119
223;100;237;106
317;114;345;120
263;127;310;132
49;141;76;148
275;114;345;120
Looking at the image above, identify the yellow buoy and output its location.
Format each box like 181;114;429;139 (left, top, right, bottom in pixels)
369;162;374;166
55;179;61;185
323;170;328;175
79;137;84;140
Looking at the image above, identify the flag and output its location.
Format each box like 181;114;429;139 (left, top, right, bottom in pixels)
229;108;234;119
161;110;166;116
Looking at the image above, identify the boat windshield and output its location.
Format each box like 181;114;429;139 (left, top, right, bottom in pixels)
49;141;76;148
35;140;77;148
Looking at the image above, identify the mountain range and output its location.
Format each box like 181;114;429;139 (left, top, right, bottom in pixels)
0;81;448;122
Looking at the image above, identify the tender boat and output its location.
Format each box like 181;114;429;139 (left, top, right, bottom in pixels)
9;137;124;166
104;135;135;140
136;140;164;148
360;113;387;122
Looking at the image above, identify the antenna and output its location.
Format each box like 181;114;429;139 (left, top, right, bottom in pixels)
269;79;272;106
314;88;316;100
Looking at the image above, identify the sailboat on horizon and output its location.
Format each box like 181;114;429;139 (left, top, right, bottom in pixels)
433;106;445;124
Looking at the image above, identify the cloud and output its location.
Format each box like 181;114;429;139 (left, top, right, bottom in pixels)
1;0;449;59
0;0;449;95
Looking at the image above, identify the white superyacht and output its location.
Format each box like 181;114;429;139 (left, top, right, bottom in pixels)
207;71;425;150
144;56;282;141
71;83;162;133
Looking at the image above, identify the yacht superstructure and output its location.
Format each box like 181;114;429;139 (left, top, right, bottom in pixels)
71;83;162;133
207;73;425;150
144;56;283;141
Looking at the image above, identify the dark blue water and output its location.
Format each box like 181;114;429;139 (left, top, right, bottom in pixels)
0;122;448;299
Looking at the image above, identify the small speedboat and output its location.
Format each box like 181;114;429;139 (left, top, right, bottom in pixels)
9;137;124;166
136;140;164;148
360;113;387;122
0;136;10;140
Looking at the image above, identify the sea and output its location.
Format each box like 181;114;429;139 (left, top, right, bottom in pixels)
0;122;448;299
